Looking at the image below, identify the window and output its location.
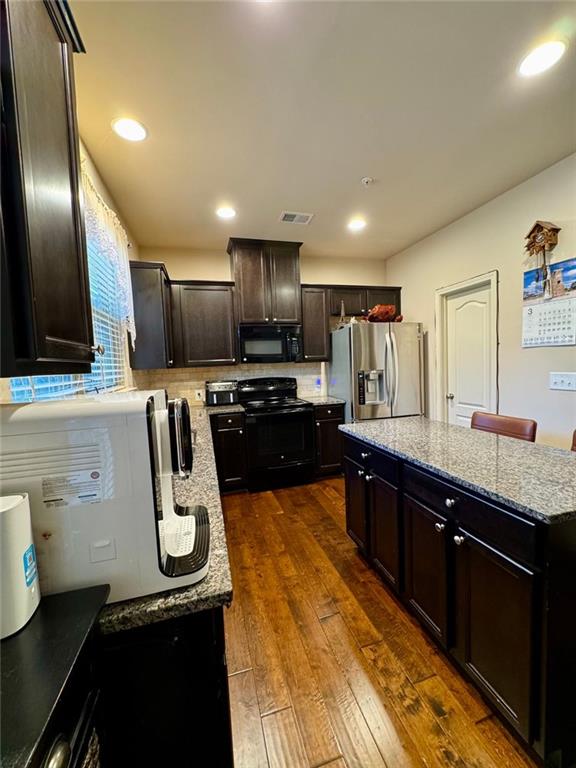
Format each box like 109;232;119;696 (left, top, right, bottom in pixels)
9;170;135;403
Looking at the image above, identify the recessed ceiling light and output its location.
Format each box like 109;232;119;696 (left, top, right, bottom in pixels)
519;41;567;77
347;217;367;232
111;118;147;142
216;206;237;220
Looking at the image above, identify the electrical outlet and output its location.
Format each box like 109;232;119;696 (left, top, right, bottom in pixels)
549;372;576;391
194;389;204;401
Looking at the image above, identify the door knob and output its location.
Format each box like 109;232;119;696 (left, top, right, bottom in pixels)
445;498;457;508
446;393;455;400
453;535;466;546
434;522;445;533
357;469;365;477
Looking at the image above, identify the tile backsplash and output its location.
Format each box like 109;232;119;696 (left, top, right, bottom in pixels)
132;362;322;403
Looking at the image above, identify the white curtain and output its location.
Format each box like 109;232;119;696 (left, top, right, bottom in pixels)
81;167;136;347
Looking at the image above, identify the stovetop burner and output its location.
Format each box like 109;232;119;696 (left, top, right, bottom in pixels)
243;396;312;414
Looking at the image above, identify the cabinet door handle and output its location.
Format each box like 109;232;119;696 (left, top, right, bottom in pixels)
273;317;277;321
91;344;105;356
45;738;71;768
445;498;457;508
316;422;320;426
168;359;174;366
454;535;466;546
434;522;445;533
243;357;247;362
227;419;232;423
239;429;243;435
265;317;270;322
357;469;365;477
360;452;370;459
327;409;332;414
305;355;309;359
365;473;373;483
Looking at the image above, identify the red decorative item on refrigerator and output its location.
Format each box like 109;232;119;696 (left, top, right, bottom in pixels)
367;304;403;322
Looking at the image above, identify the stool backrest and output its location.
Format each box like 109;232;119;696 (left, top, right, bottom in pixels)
470;411;537;442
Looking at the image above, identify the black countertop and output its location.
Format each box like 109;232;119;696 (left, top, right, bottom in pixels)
1;585;109;768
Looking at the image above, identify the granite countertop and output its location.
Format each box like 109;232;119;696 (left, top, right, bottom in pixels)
99;408;233;634
204;403;245;415
340;416;576;525
302;395;346;406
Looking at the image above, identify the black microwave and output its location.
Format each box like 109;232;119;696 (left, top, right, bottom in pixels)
238;325;303;364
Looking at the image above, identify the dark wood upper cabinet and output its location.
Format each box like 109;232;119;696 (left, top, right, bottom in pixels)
302;287;329;361
453;529;535;741
328;286;402;317
329;287;366;317
129;262;174;370
172;282;236;367
1;0;94;376
404;494;450;646
228;238;302;324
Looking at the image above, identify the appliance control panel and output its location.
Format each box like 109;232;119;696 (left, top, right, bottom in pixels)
357;371;366;404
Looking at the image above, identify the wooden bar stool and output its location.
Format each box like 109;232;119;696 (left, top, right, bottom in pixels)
470;411;537;442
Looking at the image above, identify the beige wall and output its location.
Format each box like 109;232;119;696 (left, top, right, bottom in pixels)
385;154;576;449
139;247;388;285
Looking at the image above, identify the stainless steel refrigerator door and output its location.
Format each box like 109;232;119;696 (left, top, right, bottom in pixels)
351;323;392;420
388;322;424;417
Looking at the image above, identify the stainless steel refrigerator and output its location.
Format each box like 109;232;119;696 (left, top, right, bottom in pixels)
330;322;424;421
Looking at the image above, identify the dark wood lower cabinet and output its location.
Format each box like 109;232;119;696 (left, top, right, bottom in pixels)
98;607;233;768
404;495;449;646
453;527;535;741
314;404;344;475
210;413;247;491
369;473;400;591
344;457;368;554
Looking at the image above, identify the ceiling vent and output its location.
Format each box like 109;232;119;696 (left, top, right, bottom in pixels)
279;211;314;225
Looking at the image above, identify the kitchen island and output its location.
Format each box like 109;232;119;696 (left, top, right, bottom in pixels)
340;416;576;768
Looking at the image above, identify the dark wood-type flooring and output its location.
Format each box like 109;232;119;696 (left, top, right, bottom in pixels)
223;478;537;768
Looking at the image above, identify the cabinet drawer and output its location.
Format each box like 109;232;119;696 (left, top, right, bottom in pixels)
404;466;538;565
314;404;344;421
212;412;244;430
343;437;398;487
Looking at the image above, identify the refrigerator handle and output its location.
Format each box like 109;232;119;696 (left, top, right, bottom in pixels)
384;331;392;405
391;330;399;410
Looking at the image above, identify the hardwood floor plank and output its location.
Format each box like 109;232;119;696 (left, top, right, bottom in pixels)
362;639;479;768
321;613;427;768
262;707;309;768
234;541;292;715
476;716;539;768
415;674;506;768
228;669;269;768
245;550;342;767
286;583;389;768
224;596;252;675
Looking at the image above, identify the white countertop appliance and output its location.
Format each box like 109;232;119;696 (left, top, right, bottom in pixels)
0;391;209;603
330;322;424;422
0;493;41;638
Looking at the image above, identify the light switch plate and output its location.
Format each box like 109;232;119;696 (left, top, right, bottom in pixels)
549;372;576;391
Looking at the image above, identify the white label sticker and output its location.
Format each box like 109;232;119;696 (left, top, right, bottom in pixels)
42;470;103;508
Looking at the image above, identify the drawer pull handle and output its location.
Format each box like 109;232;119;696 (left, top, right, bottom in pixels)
227;419;232;423
45;738;71;768
327;409;332;414
454;535;466;546
361;452;370;460
357;469;365;477
445;498;456;508
365;473;373;483
434;522;445;533
316;421;320;426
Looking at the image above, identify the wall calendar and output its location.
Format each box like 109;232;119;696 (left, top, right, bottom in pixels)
522;257;576;348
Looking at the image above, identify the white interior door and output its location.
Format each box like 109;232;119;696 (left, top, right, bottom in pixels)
445;284;496;426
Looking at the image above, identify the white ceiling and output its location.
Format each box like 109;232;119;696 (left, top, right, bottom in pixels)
72;1;576;259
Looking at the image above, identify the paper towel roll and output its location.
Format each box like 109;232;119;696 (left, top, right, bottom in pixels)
320;362;328;397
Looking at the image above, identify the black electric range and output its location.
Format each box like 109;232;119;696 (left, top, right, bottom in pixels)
238;378;315;489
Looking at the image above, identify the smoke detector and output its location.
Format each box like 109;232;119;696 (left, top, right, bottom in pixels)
279;211;314;225
361;176;375;187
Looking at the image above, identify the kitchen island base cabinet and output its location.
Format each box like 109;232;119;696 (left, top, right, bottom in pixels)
97;607;233;768
342;432;576;767
404;495;449;646
453;529;535;742
344;457;368;554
